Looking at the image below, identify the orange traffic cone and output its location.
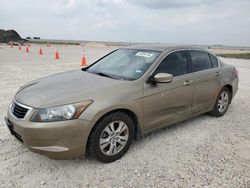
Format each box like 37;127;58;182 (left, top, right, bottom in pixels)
18;44;22;51
26;46;29;53
81;53;87;66
55;51;59;59
10;41;13;48
39;48;43;55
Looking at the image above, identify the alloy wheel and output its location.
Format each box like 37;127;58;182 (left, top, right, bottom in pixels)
218;91;229;113
99;121;129;156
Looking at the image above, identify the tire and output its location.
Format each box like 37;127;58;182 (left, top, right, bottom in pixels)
209;87;231;117
88;112;134;163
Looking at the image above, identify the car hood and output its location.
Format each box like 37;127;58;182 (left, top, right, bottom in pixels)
15;69;131;108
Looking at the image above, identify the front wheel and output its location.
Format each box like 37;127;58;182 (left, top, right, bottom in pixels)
88;112;134;163
209;87;231;117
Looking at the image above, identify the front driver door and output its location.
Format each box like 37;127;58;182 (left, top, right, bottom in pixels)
143;50;194;133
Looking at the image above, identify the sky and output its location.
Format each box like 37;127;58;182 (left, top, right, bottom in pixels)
0;0;250;46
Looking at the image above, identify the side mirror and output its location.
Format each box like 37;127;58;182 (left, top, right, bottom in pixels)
148;73;173;84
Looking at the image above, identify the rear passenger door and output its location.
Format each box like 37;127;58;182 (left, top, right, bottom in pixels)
188;50;221;114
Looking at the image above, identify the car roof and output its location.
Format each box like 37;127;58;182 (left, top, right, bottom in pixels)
123;44;209;53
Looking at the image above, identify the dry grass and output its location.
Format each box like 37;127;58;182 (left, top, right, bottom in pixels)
216;53;250;59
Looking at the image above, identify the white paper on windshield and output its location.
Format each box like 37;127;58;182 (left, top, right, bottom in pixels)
135;52;154;58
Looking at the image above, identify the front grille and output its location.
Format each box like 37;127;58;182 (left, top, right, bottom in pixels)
12;103;29;119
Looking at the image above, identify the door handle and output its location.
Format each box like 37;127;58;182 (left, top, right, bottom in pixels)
184;80;193;86
214;71;220;77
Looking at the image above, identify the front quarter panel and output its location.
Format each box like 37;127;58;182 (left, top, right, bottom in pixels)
78;80;144;132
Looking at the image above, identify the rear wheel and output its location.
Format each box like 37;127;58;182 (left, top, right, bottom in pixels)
88;112;134;163
209;87;231;117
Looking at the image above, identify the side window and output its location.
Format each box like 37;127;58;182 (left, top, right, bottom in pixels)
190;51;212;72
209;54;218;68
155;51;188;77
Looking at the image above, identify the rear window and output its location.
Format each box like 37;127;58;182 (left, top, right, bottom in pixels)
190;51;212;72
209;54;218;68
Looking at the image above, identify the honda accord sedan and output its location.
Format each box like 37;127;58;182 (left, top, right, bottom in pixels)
5;46;239;163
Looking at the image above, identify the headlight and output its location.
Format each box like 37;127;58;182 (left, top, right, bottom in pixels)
31;100;93;122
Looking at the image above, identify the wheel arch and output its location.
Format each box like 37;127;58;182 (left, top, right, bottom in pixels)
86;108;142;150
223;84;233;103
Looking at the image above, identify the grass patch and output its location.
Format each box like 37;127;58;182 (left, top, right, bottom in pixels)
216;53;250;59
29;40;80;45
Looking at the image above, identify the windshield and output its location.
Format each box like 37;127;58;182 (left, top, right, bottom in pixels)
86;49;160;80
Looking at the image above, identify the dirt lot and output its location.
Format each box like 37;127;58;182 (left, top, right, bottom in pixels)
0;44;249;188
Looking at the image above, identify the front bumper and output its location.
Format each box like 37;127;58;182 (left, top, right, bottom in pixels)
6;106;94;159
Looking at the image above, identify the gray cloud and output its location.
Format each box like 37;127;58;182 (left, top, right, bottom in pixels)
127;0;215;9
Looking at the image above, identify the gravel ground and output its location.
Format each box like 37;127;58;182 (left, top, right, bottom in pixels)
0;44;249;188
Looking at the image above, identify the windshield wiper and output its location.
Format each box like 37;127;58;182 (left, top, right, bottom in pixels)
87;70;133;81
98;72;134;81
88;71;116;79
97;72;115;79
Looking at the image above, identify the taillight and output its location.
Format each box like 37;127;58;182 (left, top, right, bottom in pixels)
233;67;239;77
